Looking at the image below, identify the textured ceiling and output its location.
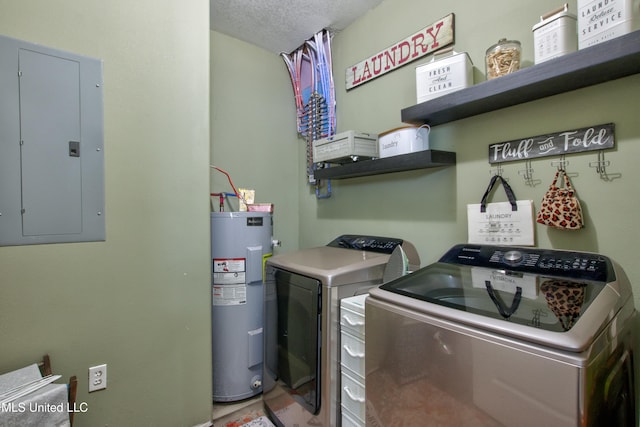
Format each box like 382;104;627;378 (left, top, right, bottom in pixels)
210;0;383;54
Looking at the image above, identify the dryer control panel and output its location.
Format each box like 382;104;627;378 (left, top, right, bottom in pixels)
440;244;614;282
327;234;404;254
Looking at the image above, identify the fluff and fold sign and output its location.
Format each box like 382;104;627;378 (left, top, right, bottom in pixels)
488;123;616;164
345;13;454;90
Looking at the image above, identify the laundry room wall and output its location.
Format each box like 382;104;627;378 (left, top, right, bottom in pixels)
0;0;212;426
210;32;299;255
297;0;640;306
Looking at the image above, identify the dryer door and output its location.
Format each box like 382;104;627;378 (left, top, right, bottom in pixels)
275;269;322;414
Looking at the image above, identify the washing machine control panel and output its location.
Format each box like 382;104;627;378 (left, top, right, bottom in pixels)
441;244;614;282
327;234;404;254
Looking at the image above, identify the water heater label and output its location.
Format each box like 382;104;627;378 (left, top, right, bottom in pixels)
247;217;263;226
213;258;246;285
213;258;245;273
213;271;246;284
212;284;247;305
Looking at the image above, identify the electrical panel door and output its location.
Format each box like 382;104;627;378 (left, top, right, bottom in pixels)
20;49;82;236
0;35;104;246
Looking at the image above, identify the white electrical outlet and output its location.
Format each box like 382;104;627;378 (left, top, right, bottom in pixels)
88;364;107;392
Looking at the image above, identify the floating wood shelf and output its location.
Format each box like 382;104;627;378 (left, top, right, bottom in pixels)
401;30;640;126
317;31;640;181
314;150;456;180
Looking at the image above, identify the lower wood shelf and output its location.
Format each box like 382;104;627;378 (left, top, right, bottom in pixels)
313;150;456;180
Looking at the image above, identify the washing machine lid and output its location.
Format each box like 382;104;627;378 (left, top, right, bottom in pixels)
372;244;633;352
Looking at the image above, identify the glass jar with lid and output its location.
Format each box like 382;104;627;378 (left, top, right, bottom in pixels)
485;39;521;80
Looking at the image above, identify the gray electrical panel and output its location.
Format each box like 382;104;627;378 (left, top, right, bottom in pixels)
0;34;105;246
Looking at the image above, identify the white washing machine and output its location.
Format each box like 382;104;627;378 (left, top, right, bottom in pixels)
366;244;637;427
263;235;419;427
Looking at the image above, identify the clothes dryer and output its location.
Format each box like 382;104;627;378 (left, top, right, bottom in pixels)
263;235;419;427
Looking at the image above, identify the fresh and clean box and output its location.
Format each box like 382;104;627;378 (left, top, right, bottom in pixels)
578;0;640;49
533;4;578;63
312;131;378;163
378;126;430;158
416;51;473;103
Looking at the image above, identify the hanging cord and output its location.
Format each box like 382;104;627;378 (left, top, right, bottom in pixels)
319;30;335;199
307;30;335;198
305;30;336;137
210;192;237;212
324;31;336;133
305;93;324;182
281;49;305;133
281;29;336;198
210;165;246;207
282;29;336;139
284;47;311;136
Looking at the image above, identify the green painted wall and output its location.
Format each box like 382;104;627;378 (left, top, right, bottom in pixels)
305;0;640;305
1;0;638;425
213;0;640;308
0;1;212;426
210;32;300;255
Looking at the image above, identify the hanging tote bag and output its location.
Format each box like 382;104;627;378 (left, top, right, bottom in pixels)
540;280;587;331
536;170;584;230
467;174;535;246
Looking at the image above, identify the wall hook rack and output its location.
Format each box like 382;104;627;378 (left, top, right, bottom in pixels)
489;163;504;177
517;160;541;187
550;155;568;171
549;155;579;178
487;123;617;180
589;150;621;181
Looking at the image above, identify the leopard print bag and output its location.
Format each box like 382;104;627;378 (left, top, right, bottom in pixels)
536;169;584;230
540;280;586;331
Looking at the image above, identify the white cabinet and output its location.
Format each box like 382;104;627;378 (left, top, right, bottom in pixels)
340;294;367;427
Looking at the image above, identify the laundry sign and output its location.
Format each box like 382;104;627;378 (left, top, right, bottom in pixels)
345;13;455;90
488;123;615;164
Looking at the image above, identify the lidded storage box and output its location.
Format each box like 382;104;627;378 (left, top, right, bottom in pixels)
415;50;473;103
578;0;640;48
533;4;578;63
378;125;430;158
312;131;378;163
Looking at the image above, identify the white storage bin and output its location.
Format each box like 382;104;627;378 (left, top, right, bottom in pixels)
340;305;365;337
341;293;367;315
416;51;473;103
341;331;365;379
378;125;430;158
341;371;366;422
533;4;578;63
578;0;640;49
340;294;366;336
312;131;378;163
342;407;363;427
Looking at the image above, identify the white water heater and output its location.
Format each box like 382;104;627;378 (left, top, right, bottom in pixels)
210;212;273;402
